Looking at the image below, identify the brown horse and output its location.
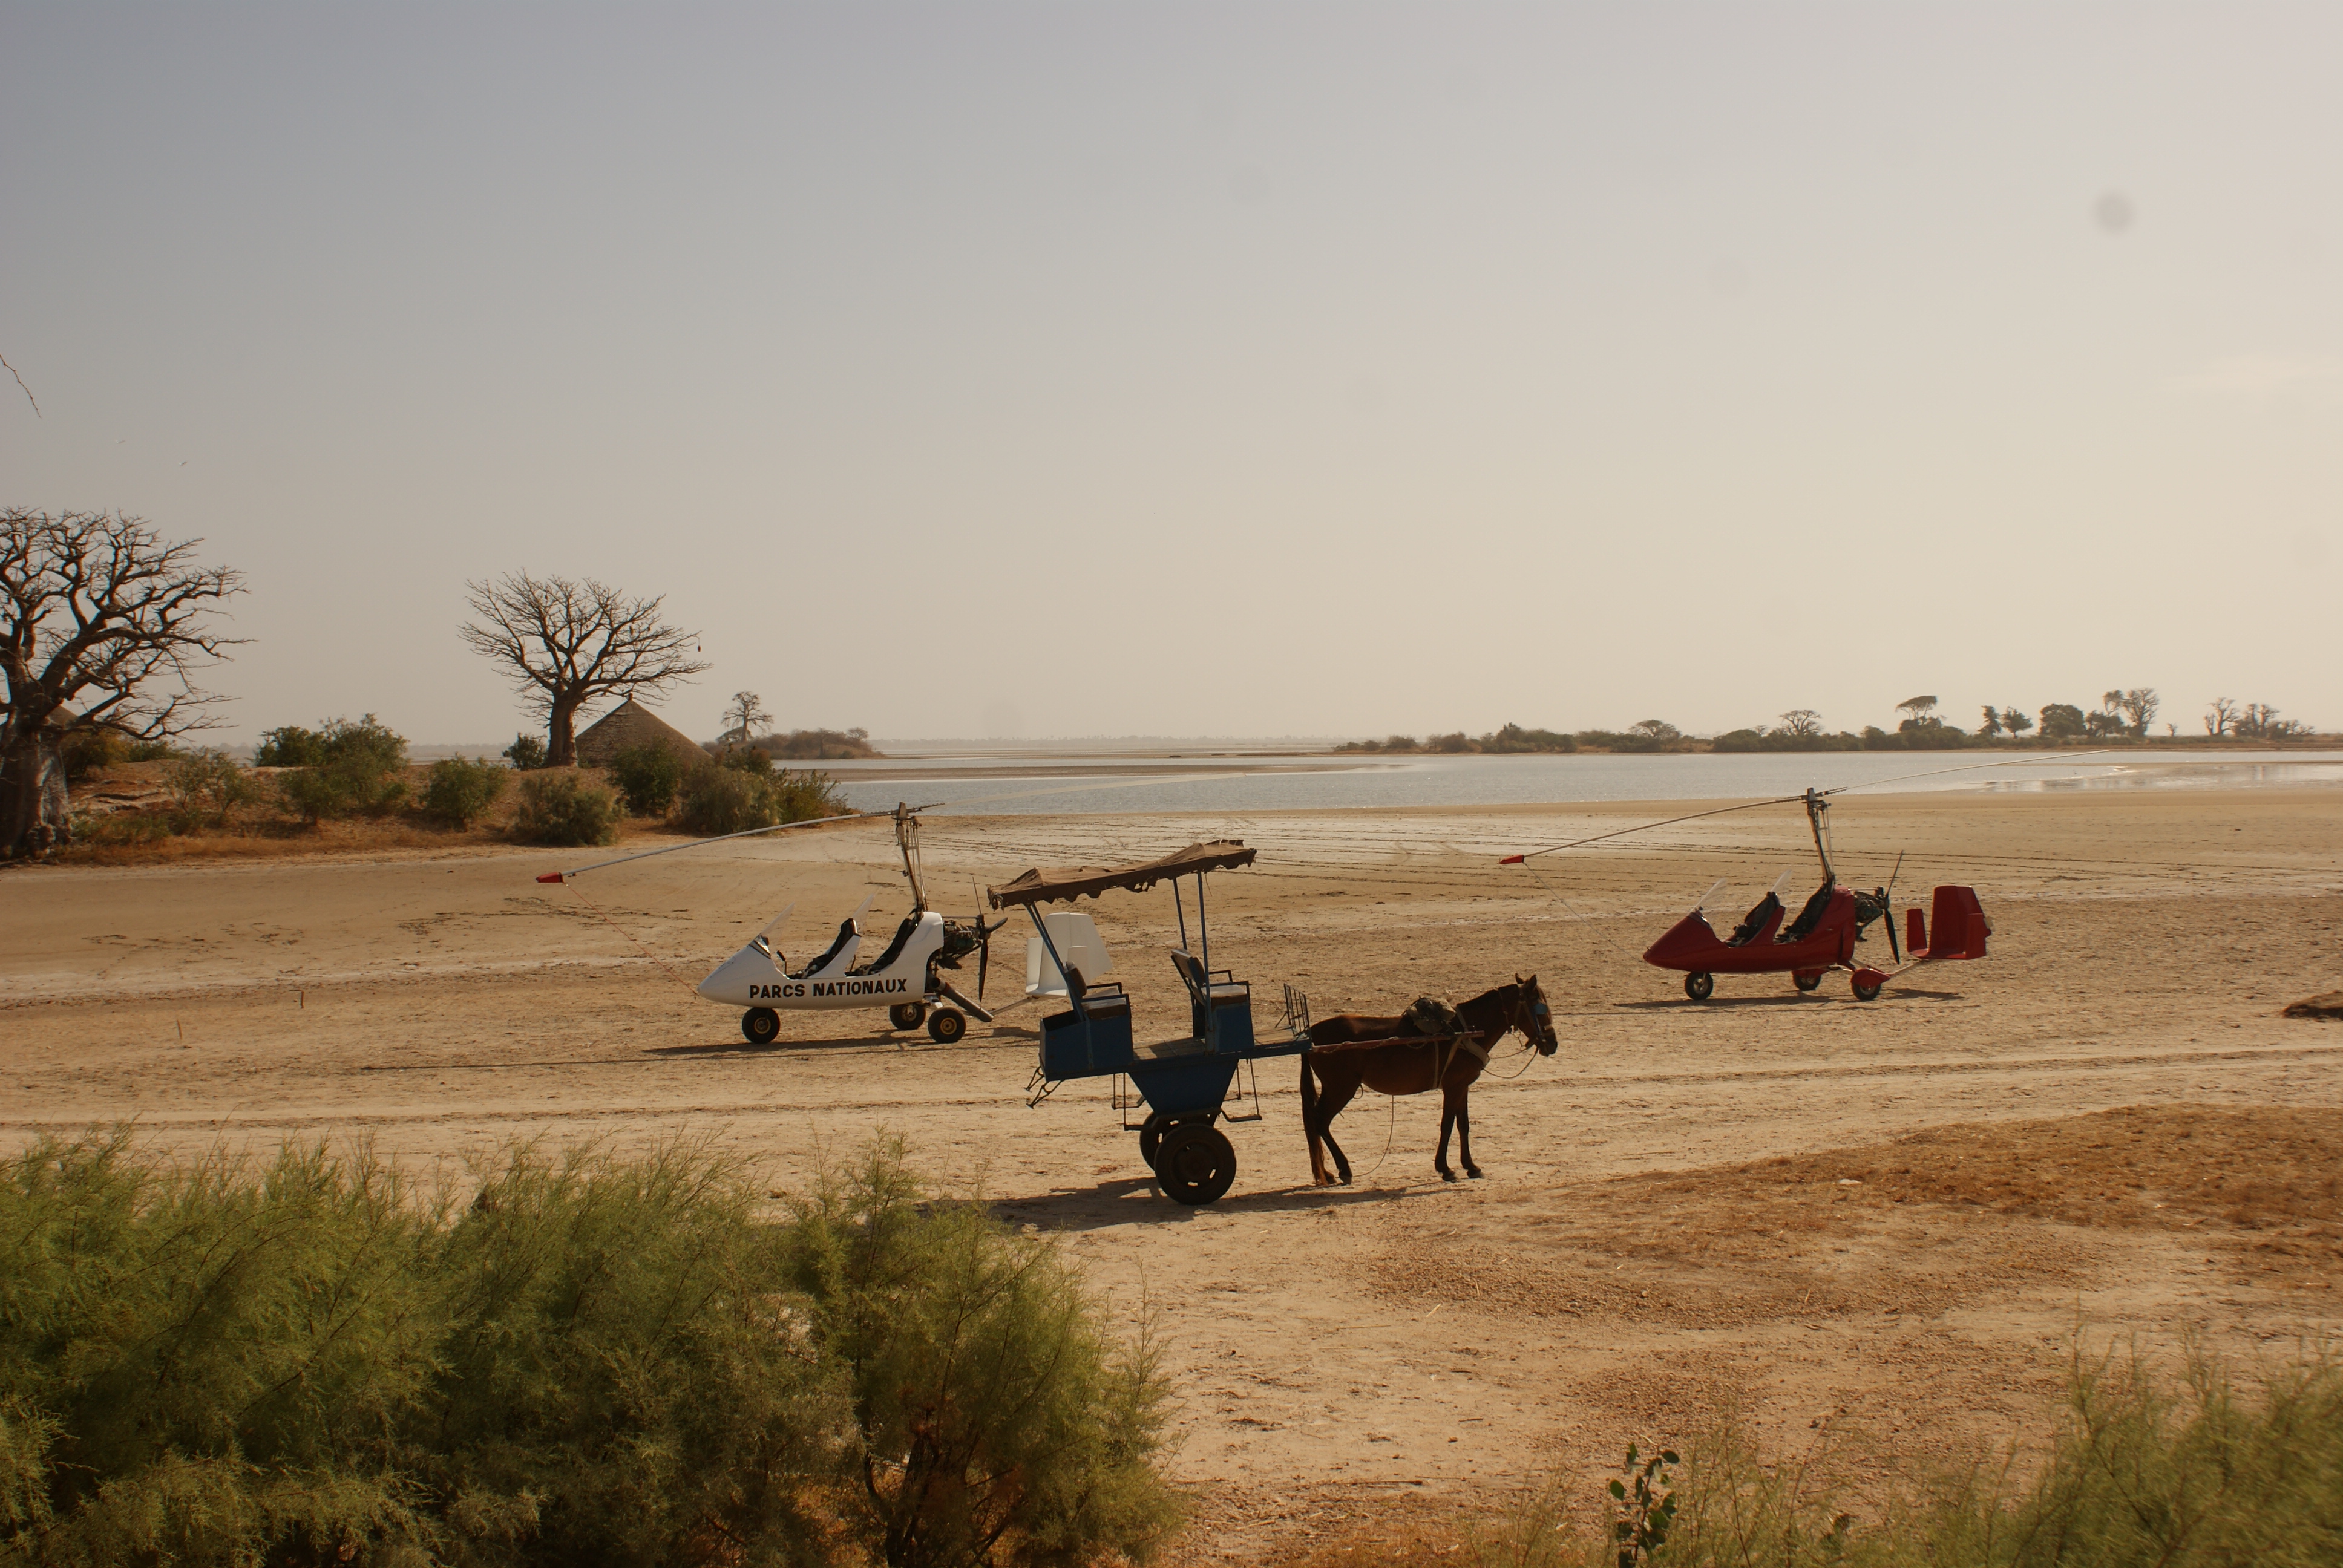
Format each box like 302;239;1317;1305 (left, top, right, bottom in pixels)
1300;975;1558;1185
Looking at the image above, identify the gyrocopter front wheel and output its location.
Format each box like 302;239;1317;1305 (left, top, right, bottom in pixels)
888;1001;927;1031
1792;971;1824;993
1684;972;1715;1002
741;1007;780;1045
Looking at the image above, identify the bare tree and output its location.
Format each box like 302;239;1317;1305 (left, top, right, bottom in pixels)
2111;688;2158;736
721;690;771;746
2234;702;2303;742
1;509;245;858
459;573;709;766
1777;709;1823;738
2204;697;2238;737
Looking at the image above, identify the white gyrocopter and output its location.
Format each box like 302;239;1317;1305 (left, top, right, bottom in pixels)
537;803;1008;1045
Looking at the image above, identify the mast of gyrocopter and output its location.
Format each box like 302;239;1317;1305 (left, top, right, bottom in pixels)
1802;787;1837;890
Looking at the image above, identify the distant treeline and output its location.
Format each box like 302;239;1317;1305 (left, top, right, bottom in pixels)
1340;691;2318;757
727;727;884;760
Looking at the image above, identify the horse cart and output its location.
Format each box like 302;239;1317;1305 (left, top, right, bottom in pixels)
987;840;1312;1206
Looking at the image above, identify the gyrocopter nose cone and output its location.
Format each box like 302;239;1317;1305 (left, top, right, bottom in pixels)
698;948;755;999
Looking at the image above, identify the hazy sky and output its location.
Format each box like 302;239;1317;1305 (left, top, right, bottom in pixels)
5;4;2336;744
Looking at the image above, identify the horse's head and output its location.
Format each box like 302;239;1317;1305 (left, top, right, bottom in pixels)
1513;973;1558;1056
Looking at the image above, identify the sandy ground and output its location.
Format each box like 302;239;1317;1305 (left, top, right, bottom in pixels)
5;786;2341;1560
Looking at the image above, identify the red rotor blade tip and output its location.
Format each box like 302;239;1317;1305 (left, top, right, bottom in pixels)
1499;854;1526;866
536;872;564;883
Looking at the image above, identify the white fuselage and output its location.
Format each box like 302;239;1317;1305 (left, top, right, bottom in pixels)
697;910;948;1011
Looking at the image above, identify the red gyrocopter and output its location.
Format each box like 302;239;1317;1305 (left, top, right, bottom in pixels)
1502;784;1993;1003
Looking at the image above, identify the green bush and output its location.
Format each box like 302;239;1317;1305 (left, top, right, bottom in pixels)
510;769;618;846
161;748;261;829
608;743;685;817
678;763;848;836
252;724;328;768
678;763;767;835
0;1131;1179;1568
422;756;508;828
785;1137;1181;1567
267;715;411;823
502;733;548;771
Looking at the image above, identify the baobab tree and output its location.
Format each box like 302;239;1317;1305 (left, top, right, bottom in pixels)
2204;697;2239;737
1;509;245;858
721;690;771;747
1777;709;1824;738
459;573;709;766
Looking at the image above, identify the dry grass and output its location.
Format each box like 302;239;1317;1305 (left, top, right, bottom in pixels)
1654;1106;2343;1285
1361;1108;2342;1339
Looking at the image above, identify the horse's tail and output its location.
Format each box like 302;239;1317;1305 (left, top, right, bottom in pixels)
1300;1051;1323;1181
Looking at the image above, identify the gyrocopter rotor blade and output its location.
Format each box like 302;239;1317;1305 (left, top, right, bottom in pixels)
1495;751;2115;864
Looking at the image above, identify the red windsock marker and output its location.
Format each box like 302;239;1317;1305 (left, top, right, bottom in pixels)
1499;854;1525;865
536;872;564;883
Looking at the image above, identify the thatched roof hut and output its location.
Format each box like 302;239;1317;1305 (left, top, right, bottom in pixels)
573;699;707;769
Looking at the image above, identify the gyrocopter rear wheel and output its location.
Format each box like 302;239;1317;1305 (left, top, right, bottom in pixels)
1792;971;1824;993
741;1007;779;1045
926;1008;967;1044
889;1001;927;1031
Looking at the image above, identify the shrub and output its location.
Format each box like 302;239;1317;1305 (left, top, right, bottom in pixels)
0;1132;836;1568
411;1139;839;1566
510;769;619;846
678;763;769;835
422;755;508;827
678;763;850;836
268;714;411;823
785;1137;1181;1567
161;748;261;829
0;1130;1180;1568
609;742;685;817
502;732;548;771
252;724;328;768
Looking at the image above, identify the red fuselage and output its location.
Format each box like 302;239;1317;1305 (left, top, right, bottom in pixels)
1642;887;1863;975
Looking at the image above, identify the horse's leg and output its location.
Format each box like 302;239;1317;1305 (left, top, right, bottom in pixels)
1435;1097;1458;1182
1301;1056;1328;1186
1316;1073;1361;1185
1456;1085;1481;1178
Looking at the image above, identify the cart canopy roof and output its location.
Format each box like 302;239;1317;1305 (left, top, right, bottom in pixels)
987;840;1257;910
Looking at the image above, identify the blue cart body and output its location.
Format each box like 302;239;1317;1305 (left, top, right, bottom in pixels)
988;840;1311;1203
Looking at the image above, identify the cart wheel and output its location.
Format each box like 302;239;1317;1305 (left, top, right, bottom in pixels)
1156;1123;1236;1206
1684;972;1715;1002
741;1007;779;1045
1851;976;1884;1002
1138;1113;1167;1172
926;1007;967;1045
1792;971;1823;993
889;1001;927;1031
